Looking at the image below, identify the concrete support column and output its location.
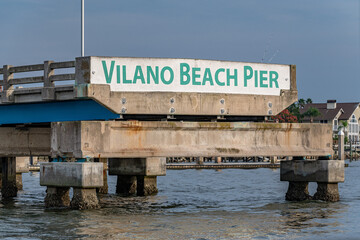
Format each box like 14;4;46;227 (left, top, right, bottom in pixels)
116;175;137;196
216;157;222;164
0;158;2;189
313;183;339;202
137;176;158;196
95;158;108;194
16;173;23;190
197;157;204;165
285;181;312;201
338;130;345;160
281;160;344;202
40;162;103;209
71;188;100;210
45;187;70;208
270;156;278;164
1;157;18;198
109;157;166;197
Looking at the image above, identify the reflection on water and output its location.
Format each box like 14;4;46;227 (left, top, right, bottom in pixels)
0;161;359;239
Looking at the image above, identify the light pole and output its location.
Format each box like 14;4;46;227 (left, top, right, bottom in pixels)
81;0;84;57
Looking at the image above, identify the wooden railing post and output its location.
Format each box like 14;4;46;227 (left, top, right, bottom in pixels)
42;61;55;100
1;65;14;103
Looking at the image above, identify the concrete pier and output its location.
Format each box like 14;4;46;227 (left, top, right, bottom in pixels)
281;160;344;202
109;157;166;196
313;183;340;202
45;187;70;208
94;158;108;194
1;157;18;198
71;188;99;210
285;182;312;201
116;175;137;196
137;176;158;196
40;162;103;209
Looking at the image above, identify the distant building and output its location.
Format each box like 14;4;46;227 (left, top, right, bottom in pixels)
301;100;360;143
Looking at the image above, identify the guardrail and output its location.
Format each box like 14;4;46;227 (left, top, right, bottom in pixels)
0;60;75;102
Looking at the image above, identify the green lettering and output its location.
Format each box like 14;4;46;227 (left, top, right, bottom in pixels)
226;69;238;86
192;67;201;85
147;66;159;84
180;63;191;85
202;68;214;86
255;70;258;87
260;71;268;88
122;66;132;84
133;66;145;84
269;71;279;88
215;68;225;86
102;60;115;84
161;66;174;85
117;65;120;83
243;66;253;87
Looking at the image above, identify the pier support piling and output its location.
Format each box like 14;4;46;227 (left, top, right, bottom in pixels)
285;181;312;201
71;188;100;210
40;162;103;209
137;176;158;196
1;157;18;198
313;183;340;202
95;158;108;194
109;157;166;196
45;187;70;208
16;173;23;190
281;160;344;202
197;157;204;165
116;175;137;196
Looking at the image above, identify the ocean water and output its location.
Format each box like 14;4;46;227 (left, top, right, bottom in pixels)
0;161;359;239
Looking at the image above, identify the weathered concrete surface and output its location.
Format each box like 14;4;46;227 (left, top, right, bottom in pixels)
108;158;166;176
313;183;340;202
16;157;30;173
137;176;158;196
0;128;50;157
280;160;344;183
51;121;333;158
70;188;100;210
40;162;103;188
95;158;108;194
16;174;23;190
116;175;137;196
285;182;312;201
45;187;70;208
1;157;17;198
75;84;297;117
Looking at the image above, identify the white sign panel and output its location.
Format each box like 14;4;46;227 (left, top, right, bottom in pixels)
90;57;291;96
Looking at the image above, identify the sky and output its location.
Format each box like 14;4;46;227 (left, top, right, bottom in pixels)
0;0;359;102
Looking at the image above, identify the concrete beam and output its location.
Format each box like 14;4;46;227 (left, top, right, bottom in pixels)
51;121;333;158
0;127;51;157
108;157;166;176
76;84;297;117
280;160;344;183
40;162;103;188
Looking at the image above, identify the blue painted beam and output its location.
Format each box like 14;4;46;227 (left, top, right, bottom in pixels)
0;100;120;125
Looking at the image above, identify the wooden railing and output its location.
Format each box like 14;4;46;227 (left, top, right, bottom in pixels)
0;60;75;102
0;60;75;87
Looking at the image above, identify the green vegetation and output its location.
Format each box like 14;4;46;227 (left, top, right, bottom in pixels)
272;98;321;123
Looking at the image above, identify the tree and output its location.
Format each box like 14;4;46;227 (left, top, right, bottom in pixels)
298;98;306;109
302;107;321;123
338;120;348;131
285;98;320;123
